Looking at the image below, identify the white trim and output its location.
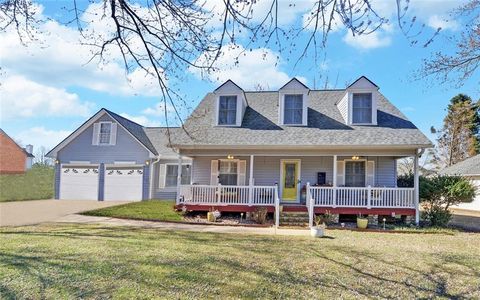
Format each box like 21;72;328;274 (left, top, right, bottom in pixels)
175;144;431;151
47;109;156;158
97;121;113;146
114;161;136;165
62;163;99;167
279;159;302;203
279;93;308;126
347;90;377;126
69;161;91;164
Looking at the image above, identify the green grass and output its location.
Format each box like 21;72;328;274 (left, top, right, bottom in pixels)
1;224;479;299
82;200;183;222
0;165;54;202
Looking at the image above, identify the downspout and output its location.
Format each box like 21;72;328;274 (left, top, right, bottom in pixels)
149;156;161;200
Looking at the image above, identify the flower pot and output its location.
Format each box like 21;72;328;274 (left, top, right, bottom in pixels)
207;212;216;222
357;218;368;229
310;226;325;237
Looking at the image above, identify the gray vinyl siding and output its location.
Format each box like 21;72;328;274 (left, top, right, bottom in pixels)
191;156;333;186
192;156;251;185
151;158;192;200
190;156;396;188
57;114;150;164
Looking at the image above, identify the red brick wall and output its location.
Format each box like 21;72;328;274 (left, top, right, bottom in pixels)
0;132;27;174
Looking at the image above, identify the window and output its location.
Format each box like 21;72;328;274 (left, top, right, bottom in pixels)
165;165;191;187
99;122;112;144
284;94;303;124
352;93;372;124
218;96;237;125
345;161;366;187
219;160;237;185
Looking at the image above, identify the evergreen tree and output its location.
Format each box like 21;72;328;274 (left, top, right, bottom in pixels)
433;94;480;168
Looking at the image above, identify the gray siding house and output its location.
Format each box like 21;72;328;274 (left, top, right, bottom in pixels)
47;76;431;225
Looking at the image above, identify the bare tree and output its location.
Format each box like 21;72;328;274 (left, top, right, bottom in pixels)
419;0;480;87
34;146;52;166
1;0;428;129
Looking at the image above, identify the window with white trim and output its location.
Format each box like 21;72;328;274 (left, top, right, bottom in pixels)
219;160;237;185
165;165;191;187
99;122;112;145
352;93;372;124
218;96;237;125
283;94;303;125
345;161;366;187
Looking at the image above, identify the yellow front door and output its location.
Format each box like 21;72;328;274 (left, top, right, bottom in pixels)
282;161;299;201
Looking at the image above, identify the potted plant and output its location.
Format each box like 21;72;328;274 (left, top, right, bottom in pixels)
357;213;368;229
310;215;326;237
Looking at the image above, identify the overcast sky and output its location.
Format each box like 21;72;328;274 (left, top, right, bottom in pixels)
1;0;478;151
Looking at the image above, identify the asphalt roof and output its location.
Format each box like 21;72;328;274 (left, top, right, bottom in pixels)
143;127;180;157
105;109;159;155
169;90;432;148
440;155;480;176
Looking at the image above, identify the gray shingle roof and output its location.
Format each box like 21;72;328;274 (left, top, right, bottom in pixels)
105;109;159;155
144;127;180;157
170;90;432;148
440;155;480;176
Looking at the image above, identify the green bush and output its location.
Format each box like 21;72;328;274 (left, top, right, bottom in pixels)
397;173;414;187
420;175;476;227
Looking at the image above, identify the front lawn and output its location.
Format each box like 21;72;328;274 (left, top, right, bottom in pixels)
82;200;183;222
1;224;479;299
0;165;54;202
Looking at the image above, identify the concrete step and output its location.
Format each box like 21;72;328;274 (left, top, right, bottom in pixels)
280;216;309;222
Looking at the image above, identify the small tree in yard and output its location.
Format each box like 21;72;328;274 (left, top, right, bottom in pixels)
419;175;476;227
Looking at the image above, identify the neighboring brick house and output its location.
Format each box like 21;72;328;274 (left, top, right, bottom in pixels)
0;129;35;174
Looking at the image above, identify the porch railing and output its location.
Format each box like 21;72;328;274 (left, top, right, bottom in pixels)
178;184;277;206
308;186;415;209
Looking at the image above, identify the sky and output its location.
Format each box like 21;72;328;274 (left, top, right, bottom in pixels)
0;0;478;153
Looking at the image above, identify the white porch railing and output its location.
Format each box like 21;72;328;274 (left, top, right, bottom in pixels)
178;185;277;206
308;186;415;209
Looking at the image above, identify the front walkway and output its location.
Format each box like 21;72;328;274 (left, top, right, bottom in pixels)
0;200;129;226
56;214;311;236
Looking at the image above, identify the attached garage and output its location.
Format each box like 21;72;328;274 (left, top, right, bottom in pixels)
104;166;144;201
60;165;99;200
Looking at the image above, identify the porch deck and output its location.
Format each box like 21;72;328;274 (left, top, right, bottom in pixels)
176;184;417;221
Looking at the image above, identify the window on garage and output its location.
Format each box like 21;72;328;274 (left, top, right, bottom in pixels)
99;122;112;145
165;165;191;187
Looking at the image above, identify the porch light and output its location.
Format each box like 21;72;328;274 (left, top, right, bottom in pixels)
227;154;234;160
351;156;360;160
54;159;59;164
145;160;150;165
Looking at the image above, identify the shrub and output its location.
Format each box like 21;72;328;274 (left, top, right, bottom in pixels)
397;173;414;187
420;175;476;227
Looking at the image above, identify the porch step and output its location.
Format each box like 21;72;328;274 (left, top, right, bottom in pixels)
279;212;309;227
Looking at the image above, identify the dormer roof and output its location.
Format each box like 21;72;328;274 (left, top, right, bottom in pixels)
279;77;309;90
347;76;379;90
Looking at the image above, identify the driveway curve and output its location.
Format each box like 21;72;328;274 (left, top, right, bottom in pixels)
0;200;128;226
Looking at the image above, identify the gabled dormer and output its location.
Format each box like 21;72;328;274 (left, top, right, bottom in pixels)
213;80;247;127
278;78;309;126
337;76;379;126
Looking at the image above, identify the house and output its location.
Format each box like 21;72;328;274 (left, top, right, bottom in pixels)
0;129;35;174
47;76;432;226
440;154;480;211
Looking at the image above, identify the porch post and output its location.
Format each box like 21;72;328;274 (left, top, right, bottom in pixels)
249;155;254;205
333;155;337;208
414;149;420;225
176;155;183;205
274;183;280;228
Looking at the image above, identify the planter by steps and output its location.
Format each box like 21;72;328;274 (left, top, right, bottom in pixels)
310;224;326;237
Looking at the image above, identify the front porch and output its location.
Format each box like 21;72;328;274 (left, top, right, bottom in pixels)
174;151;421;227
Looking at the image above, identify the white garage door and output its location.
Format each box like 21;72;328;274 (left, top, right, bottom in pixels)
104;166;143;201
60;165;99;200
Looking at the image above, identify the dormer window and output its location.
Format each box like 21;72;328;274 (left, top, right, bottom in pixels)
352;93;372;124
284;94;303;125
218;96;237;125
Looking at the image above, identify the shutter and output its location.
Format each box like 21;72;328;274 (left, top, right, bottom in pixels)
366;160;375;187
336;161;345;186
92;123;100;145
210;160;219;185
238;160;246;185
109;123;117;145
158;164;166;188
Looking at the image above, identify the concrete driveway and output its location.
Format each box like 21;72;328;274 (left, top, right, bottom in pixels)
0;200;129;226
